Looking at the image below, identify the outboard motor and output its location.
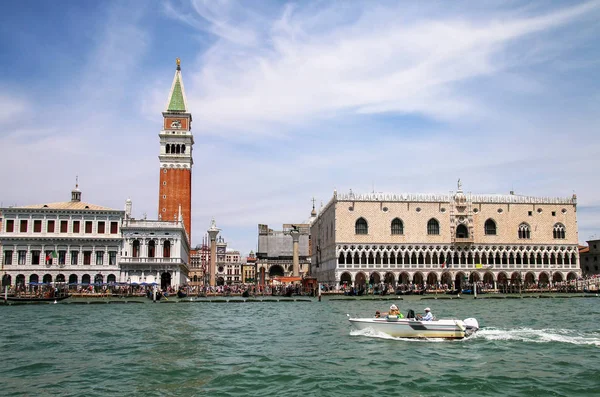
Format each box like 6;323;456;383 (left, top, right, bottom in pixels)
406;309;415;319
463;318;479;333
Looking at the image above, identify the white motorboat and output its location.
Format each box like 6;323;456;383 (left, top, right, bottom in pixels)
348;315;479;339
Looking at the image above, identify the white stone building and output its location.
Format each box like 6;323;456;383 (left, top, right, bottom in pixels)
0;184;124;287
119;200;190;289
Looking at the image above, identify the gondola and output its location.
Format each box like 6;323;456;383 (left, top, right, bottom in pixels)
177;290;188;298
241;289;250;298
4;294;70;302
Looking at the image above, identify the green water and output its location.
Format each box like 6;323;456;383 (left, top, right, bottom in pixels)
1;296;599;396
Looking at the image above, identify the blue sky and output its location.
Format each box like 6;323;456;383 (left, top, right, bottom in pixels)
1;0;599;256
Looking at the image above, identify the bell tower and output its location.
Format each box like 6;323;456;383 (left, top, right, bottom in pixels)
159;58;193;241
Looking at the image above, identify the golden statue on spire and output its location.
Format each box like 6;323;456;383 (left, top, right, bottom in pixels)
176;57;181;66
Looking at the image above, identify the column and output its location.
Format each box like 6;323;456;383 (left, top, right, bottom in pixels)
208;219;220;287
290;227;300;278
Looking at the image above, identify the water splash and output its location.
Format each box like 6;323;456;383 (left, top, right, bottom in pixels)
349;327;454;343
474;327;600;346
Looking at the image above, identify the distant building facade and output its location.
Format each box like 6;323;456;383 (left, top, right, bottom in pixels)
256;223;312;285
580;239;600;276
311;183;581;289
0;185;124;287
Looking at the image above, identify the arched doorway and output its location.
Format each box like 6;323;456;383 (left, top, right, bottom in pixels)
566;272;578;281
94;274;104;285
441;272;453;288
29;274;39;284
552;272;564;283
497;272;508;285
398;272;410;285
383;272;395;286
524;272;536;286
161;272;171;289
82;274;91;284
16;274;25;287
69;274;78;285
355;272;367;288
413;272;424;286
269;265;285;278
107;274;116;284
56;274;66;283
483;272;494;285
538;272;550;287
469;272;481;283
369;272;381;285
426;272;438;286
43;274;52;284
2;274;11;287
454;272;467;290
340;272;352;286
216;277;225;286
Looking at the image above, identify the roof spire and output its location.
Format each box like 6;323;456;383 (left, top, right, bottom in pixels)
165;58;188;113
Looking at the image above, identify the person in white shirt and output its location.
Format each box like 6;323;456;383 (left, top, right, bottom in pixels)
421;307;433;321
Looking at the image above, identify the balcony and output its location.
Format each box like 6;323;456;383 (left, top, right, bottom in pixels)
120;257;183;264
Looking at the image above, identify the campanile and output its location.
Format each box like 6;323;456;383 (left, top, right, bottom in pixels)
159;58;193;241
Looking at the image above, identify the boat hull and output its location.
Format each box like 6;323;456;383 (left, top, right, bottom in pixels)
4;295;70;302
349;317;476;339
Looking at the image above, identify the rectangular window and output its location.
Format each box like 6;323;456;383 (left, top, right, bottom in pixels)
4;250;13;265
34;220;42;233
110;221;118;234
47;220;55;233
45;251;53;265
552;211;556;216
109;251;117;265
59;251;66;265
85;221;93;234
71;251;79;265
6;219;14;232
83;251;91;265
97;221;105;234
96;251;103;265
20;220;28;232
60;221;68;233
18;250;27;265
73;221;80;233
32;250;40;265
528;211;533;216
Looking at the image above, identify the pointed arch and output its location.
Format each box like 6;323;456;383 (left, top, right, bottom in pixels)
518;223;531;239
484;219;497;235
553;223;566;239
355;218;368;235
427;218;440;235
391;218;404;235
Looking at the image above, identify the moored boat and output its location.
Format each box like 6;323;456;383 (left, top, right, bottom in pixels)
4;294;70;302
348;315;479;339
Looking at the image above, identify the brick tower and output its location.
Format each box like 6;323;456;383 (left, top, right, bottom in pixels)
159;58;194;241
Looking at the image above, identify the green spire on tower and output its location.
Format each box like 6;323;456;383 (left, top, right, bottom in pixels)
165;58;188;113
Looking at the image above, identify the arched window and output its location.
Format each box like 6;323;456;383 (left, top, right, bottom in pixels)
132;240;140;258
427;219;440;235
553;223;566;239
391;218;403;235
166;145;170;154
182;144;186;153
518;223;531;239
484;219;496;235
170;144;175;153
163;241;171;258
148;240;156;258
456;224;468;238
355;218;368;235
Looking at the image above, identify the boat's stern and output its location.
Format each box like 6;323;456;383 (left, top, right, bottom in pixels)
463;318;479;336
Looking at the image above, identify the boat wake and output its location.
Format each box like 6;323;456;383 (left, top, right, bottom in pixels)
473;327;600;346
349;327;453;343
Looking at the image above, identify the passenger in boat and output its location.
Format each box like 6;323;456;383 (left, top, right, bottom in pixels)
421;307;433;321
389;304;401;316
374;310;381;318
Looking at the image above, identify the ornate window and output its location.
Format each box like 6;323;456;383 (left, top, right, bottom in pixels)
484;219;497;235
391;218;404;235
427;219;440;235
132;240;140;258
456;224;468;238
518;223;531;239
355;218;368;235
553;223;566;239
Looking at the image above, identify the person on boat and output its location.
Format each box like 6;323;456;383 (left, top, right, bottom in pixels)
421;307;434;321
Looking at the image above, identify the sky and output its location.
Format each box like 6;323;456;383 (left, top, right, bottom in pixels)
1;0;599;256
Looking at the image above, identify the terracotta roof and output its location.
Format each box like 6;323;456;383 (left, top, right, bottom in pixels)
579;246;590;253
18;201;119;211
